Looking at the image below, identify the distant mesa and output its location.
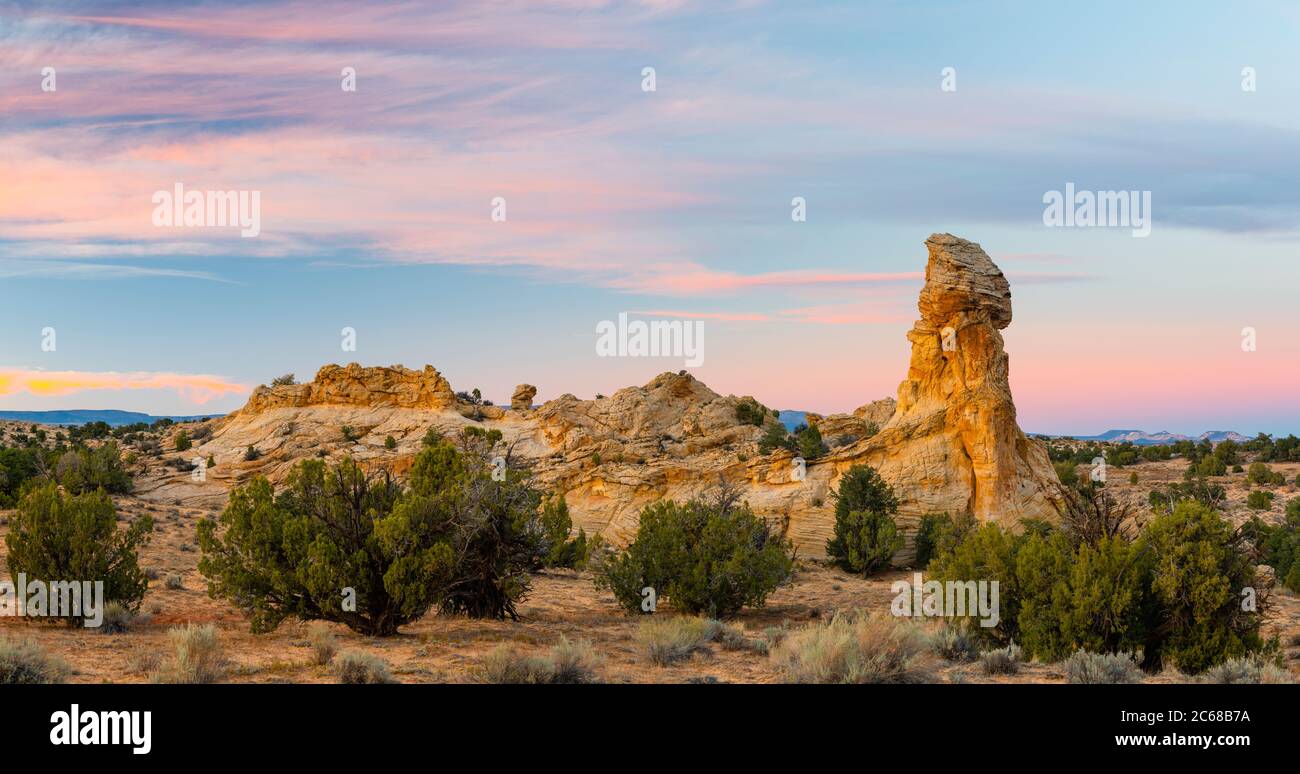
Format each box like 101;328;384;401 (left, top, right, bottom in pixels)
0;409;224;427
1057;429;1250;446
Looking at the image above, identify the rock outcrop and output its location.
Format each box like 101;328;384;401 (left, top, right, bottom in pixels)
826;233;1060;536
510;384;537;411
161;233;1060;561
240;363;458;414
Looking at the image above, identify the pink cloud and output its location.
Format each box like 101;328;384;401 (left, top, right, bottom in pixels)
0;369;250;405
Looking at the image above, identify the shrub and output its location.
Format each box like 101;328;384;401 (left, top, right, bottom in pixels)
594;487;793;618
0;445;42;506
770;613;935;684
928;625;979;662
635;617;722;666
913;512;974;569
734;398;769;427
1065;651;1144;684
757;422;795;454
98;601;137;634
340;425;360;443
538;494;590;569
0;637;71;684
1138;501;1264;673
243;445;261;461
270;374;297;387
794;424;827;459
714;622;769;654
307;623;338;665
152;624;227;684
174;430;191;452
979;643;1022;675
165;574;183;590
384;435;396;450
336;650;397;684
1247;462;1286;486
928;524;1023;648
5;482;153;624
481;636;601;683
1014;531;1152;662
826;465;902;574
54;441;132;494
1252;508;1300;592
199;443;545;635
1200;657;1293;684
1247;490;1274;510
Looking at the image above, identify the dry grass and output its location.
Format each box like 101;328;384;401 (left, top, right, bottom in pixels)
307;623;338;666
336;650;397;684
769;612;936;684
0;636;71;684
979;643;1023;675
480;636;602;684
151;624;228;684
635;617;722;666
1200;657;1294;684
1064;651;1144;684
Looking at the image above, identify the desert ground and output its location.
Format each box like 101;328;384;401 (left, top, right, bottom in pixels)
3;452;1298;684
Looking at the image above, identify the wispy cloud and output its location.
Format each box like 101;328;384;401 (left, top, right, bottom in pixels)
0;368;250;404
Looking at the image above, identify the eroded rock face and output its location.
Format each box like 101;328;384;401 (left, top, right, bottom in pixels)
169;233;1059;561
510;384;537;411
240;363;458;414
826;233;1060;538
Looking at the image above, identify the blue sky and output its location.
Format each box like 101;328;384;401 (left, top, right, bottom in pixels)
1;0;1298;435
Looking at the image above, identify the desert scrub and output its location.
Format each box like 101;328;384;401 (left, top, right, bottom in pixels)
715;622;769;655
200;444;548;634
1200;657;1294;684
770;613;935;684
307;623;338;666
336;650;398;684
594;487;793;618
636;617;723;666
480;637;602;684
98;601;142;634
1064;651;1143;684
152;624;228;684
928;625;979;662
0;637;71;684
825;465;903;575
5;482;153;624
979;643;1023;675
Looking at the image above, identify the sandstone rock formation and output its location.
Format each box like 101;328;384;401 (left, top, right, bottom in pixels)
511;384;537;411
154;233;1059;561
240;363;457;414
822;233;1060;539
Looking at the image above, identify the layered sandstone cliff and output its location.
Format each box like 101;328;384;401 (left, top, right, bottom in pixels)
154;233;1059;560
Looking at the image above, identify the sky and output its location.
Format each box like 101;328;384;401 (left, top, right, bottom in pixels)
1;0;1298;436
